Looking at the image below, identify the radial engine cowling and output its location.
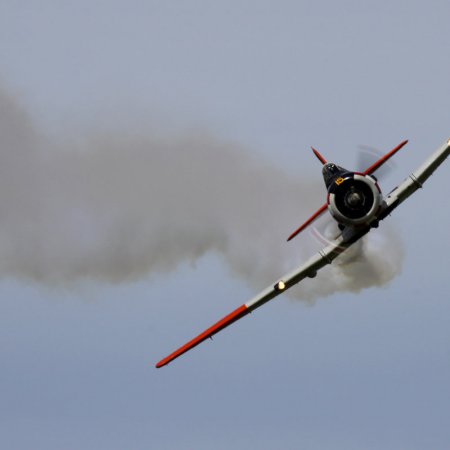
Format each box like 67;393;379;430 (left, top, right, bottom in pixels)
327;174;382;226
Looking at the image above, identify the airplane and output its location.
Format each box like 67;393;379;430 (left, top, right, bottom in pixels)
156;138;450;368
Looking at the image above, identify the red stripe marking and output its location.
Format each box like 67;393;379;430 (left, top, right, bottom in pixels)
155;304;249;368
287;203;328;241
363;140;408;176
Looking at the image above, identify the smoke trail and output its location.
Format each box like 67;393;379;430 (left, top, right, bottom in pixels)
0;85;404;299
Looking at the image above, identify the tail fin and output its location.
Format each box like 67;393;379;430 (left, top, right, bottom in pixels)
311;147;327;165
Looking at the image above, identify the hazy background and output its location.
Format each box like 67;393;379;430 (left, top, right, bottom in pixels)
0;1;449;449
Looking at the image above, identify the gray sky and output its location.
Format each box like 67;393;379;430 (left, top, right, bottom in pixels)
0;1;449;449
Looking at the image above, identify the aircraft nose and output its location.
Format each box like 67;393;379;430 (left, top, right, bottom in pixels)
346;191;364;207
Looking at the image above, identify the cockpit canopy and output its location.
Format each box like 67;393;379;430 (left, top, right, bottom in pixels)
322;163;347;187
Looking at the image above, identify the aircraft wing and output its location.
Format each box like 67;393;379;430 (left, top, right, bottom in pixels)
378;138;450;220
155;225;370;368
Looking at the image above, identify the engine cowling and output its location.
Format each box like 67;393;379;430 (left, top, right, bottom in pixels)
327;173;382;226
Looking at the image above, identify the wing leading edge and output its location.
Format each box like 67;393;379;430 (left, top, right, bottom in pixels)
379;138;450;219
156;225;370;368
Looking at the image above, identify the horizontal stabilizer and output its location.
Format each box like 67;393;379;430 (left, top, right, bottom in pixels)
363;140;408;175
287;202;328;241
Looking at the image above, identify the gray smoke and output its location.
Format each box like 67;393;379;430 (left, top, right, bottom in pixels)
0;85;404;299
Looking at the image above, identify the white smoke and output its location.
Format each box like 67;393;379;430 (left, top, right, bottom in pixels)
0;85;404;299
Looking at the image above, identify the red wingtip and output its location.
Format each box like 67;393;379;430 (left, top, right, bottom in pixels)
155;304;249;368
311;147;327;165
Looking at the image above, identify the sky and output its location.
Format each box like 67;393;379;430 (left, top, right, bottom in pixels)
0;1;449;449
